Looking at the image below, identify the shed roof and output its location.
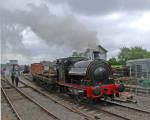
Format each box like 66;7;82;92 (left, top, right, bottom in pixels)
127;58;150;64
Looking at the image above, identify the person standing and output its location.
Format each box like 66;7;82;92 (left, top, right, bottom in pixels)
11;71;15;84
11;64;15;84
14;70;20;87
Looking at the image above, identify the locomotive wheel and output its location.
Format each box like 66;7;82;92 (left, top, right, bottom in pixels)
109;94;114;101
116;93;120;97
45;84;56;92
86;98;94;105
58;86;63;93
73;95;83;104
57;86;65;93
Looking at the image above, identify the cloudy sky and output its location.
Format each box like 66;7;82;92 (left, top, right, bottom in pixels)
1;0;150;64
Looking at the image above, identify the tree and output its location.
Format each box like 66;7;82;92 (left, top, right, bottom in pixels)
118;47;150;65
130;47;149;59
72;51;79;57
118;47;131;62
108;57;118;65
72;51;85;57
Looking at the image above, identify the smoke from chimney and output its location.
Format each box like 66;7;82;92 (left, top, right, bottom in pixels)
1;3;98;62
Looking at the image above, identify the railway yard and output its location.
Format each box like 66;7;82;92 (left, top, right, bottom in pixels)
1;75;150;120
1;0;150;120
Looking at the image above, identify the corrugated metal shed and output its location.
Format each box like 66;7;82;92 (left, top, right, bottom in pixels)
127;58;150;79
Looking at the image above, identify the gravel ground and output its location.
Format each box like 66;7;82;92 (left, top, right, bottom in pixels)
3;87;54;120
73;104;125;120
134;95;150;111
1;91;18;120
107;95;150;112
1;80;12;88
100;104;150;120
19;76;150;120
19;77;125;120
22;76;150;111
19;87;86;120
6;75;87;120
47;93;128;120
2;77;26;88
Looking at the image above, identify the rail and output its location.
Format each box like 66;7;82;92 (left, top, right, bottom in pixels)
19;77;95;120
101;99;150;114
1;87;23;120
22;76;132;120
2;79;61;120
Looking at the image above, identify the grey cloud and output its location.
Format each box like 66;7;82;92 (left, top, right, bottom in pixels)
16;4;98;49
1;22;27;55
99;27;150;58
1;0;150;64
76;11;150;53
46;0;150;15
1;3;98;63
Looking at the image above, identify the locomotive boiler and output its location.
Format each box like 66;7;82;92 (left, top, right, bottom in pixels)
69;59;112;85
31;57;125;103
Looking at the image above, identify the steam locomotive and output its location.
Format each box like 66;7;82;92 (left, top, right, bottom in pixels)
31;57;124;103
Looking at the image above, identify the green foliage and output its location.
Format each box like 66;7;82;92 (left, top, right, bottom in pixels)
111;65;123;68
118;47;131;63
108;57;119;65
72;51;85;57
109;46;150;66
118;47;150;64
130;47;150;59
108;57;125;66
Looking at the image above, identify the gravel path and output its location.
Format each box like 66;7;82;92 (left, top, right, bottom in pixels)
134;95;150;111
19;87;86;120
4;77;87;120
100;104;150;120
2;82;55;120
19;76;127;120
106;95;150;112
22;75;150;110
1;91;18;120
20;75;150;120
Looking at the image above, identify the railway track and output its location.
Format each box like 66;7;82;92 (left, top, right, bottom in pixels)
1;87;20;120
2;77;94;120
98;100;150;120
102;99;150;114
19;80;127;120
62;93;150;120
1;88;22;120
55;92;147;120
16;78;96;120
125;85;150;96
20;75;144;120
1;79;60;120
